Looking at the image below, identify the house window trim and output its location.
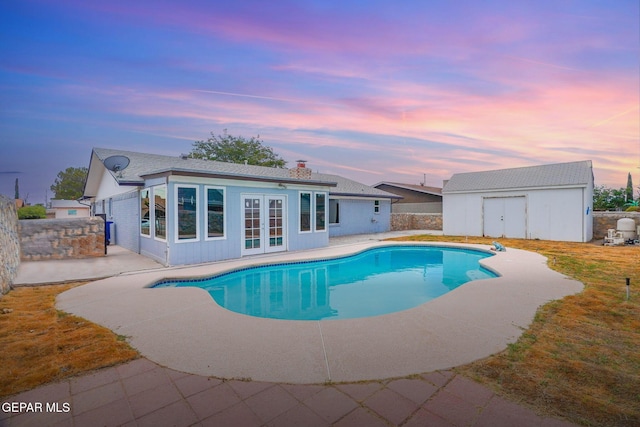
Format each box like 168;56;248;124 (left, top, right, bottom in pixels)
153;185;167;242
315;192;327;233
299;191;312;234
299;191;328;234
174;184;200;243
374;200;380;214
140;188;151;237
205;185;226;241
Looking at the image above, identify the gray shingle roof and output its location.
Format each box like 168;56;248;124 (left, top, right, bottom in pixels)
93;147;303;183
313;173;401;198
442;160;593;193
374;182;442;196
91;148;397;199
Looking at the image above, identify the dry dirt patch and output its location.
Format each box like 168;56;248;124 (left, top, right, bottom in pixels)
0;282;138;398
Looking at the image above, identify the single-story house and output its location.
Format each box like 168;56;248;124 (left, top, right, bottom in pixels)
49;200;91;218
373;182;442;213
83;148;399;265
442;160;594;242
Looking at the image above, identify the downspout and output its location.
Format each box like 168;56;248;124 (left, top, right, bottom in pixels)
582;187;585;243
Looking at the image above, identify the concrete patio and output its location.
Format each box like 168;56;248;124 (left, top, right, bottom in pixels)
54;240;583;384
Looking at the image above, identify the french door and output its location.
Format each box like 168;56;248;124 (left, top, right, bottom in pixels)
242;195;286;256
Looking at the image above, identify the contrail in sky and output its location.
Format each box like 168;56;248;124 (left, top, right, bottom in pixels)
193;89;342;107
589;106;640;128
502;54;587;73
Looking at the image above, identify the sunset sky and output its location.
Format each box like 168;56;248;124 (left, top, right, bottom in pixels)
1;0;639;203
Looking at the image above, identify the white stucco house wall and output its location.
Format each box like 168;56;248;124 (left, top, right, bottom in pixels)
442;160;594;242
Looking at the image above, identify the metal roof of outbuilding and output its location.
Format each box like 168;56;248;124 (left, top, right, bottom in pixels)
442;160;593;193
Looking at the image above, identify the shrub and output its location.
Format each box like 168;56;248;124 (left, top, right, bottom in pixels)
18;205;46;219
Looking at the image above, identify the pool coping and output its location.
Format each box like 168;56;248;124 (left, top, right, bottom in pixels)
56;241;584;384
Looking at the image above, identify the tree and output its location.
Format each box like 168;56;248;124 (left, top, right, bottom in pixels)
18;204;46;219
189;130;287;168
625;172;633;203
593;185;627;211
50;166;88;200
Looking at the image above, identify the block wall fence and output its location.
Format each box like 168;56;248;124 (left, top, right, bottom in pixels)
0;195;20;295
19;218;105;262
391;213;443;231
592;212;640;239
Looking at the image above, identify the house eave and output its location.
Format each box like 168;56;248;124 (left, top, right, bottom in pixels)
330;192;401;199
140;168;338;188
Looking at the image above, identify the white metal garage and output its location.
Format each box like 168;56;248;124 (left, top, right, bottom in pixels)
442;161;594;242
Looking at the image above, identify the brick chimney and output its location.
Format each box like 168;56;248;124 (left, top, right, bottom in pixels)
289;160;312;180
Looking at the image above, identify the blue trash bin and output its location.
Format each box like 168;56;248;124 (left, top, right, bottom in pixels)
106;221;113;245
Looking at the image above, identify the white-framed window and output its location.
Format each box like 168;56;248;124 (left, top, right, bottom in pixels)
175;185;199;242
315;192;327;232
140;188;151;236
205;186;225;240
154;185;167;241
374;200;380;214
299;191;327;233
299;192;312;233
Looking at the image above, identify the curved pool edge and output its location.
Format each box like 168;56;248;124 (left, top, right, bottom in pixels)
56;241;584;384
144;241;499;289
149;243;500;321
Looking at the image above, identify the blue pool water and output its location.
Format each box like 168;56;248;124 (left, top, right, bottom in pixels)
153;246;498;321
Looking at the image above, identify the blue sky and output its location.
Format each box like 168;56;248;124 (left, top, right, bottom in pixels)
1;0;639;203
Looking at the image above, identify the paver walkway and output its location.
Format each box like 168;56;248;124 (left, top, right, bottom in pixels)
2;358;577;427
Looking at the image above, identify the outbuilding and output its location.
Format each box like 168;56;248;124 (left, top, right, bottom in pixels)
442;160;594;242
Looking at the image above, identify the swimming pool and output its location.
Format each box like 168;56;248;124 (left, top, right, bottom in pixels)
154;245;498;320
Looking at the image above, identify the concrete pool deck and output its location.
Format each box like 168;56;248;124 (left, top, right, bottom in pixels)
55;237;584;384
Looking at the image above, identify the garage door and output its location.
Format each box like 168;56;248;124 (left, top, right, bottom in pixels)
483;197;526;238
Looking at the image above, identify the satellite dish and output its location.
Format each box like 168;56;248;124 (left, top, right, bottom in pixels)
103;155;130;173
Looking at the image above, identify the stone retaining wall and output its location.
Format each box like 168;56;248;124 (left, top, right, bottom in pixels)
593;211;640;239
0;195;20;295
19;217;105;261
391;213;442;231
